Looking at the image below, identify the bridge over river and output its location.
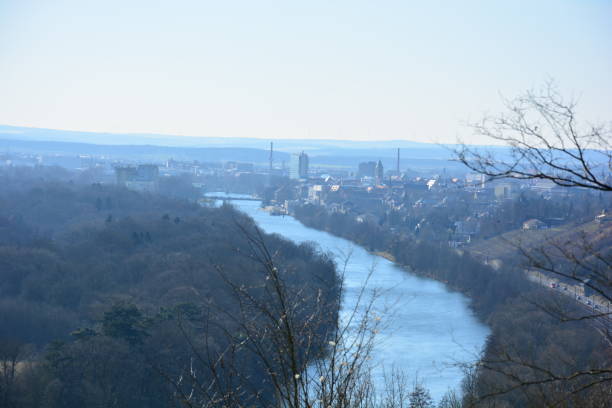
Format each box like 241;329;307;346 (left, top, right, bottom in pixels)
201;195;260;202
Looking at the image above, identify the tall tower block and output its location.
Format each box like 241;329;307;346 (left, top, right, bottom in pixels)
396;148;400;176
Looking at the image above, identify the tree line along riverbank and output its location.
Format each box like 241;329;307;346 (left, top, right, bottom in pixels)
292;203;611;407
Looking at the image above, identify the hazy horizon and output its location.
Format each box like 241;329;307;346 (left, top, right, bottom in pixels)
0;122;441;145
1;1;611;144
1;123;513;150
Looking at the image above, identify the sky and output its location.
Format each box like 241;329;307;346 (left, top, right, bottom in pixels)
0;0;610;144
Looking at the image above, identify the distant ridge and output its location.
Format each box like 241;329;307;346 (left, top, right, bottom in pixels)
0;124;498;171
0;124;438;150
0;138;288;164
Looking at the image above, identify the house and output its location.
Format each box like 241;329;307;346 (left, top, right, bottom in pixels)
449;233;471;248
115;164;159;193
455;218;480;235
493;183;513;199
355;213;379;225
522;219;547;230
308;184;324;204
595;210;611;224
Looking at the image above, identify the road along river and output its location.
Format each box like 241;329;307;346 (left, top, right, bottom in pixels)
211;195;490;401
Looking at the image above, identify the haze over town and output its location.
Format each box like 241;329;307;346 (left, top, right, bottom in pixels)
0;2;610;408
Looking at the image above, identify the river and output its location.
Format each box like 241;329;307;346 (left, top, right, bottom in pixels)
212;195;490;401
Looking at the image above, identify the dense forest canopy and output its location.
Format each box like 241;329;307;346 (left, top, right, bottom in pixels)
0;166;340;407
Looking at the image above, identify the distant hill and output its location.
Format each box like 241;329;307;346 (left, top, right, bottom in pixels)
1;124;526;173
0;124;437;150
0;124;476;171
0;138;288;164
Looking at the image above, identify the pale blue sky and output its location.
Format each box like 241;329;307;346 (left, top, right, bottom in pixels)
0;0;610;143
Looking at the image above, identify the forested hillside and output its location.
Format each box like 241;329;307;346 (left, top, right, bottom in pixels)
0;166;340;407
293;204;611;407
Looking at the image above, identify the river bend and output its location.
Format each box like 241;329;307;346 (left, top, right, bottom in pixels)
214;195;489;401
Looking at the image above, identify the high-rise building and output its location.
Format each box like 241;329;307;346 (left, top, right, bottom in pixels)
375;160;384;184
290;151;309;180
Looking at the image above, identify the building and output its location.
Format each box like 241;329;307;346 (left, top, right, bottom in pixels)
522;219;547;230
357;161;377;179
493;182;513;199
308;184;324;204
595;210;611;224
466;173;486;189
224;161;254;173
454;218;481;235
375;160;384;184
115;164;159;192
290;151;309;180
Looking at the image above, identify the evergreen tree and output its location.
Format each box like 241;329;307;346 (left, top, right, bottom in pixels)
409;382;434;408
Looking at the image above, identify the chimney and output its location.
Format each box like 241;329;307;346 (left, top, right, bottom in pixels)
269;142;273;174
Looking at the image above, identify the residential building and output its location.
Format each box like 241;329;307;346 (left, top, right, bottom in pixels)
115;164;159;192
357;161;377;179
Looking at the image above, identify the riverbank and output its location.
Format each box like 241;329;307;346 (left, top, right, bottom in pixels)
289;203;610;406
372;251;395;262
222;196;490;402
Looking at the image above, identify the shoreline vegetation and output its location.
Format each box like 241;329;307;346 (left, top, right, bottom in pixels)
371;251;396;263
1;175;608;407
290;202;610;407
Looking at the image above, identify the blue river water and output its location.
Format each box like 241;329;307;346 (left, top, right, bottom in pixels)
213;195;490;401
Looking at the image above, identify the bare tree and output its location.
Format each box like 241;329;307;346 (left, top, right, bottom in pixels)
455;81;611;191
517;231;612;345
455;82;611;321
453;82;612;406
157;224;409;408
0;339;24;408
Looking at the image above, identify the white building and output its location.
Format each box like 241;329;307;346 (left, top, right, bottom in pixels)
290;151;309;180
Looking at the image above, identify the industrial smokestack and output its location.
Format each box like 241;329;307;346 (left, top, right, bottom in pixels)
269;142;273;174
